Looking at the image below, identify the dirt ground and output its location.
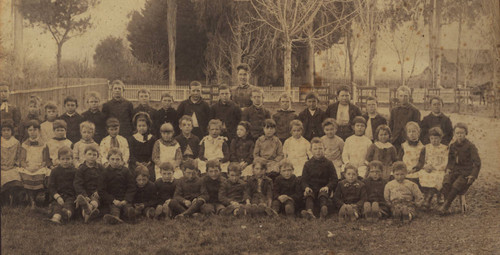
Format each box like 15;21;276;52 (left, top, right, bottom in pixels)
2;109;500;254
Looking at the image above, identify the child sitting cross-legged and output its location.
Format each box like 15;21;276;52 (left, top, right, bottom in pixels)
154;162;177;219
73;144;101;223
129;165;158;221
253;119;283;180
301;138;338;219
99;148;137;225
199;160;226;215
47;147;76;224
271;159;302;218
333;164;367;222
168;159;205;218
198;119;230;174
384;161;423;223
363;161;389;222
244;159;277;216
218;163;247;217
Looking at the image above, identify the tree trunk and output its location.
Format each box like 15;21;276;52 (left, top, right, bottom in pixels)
456;5;463;88
428;0;435;89
167;0;177;88
400;57;405;86
346;29;356;101
283;40;292;92
366;0;378;87
231;24;243;86
13;0;24;79
57;42;62;79
306;37;315;87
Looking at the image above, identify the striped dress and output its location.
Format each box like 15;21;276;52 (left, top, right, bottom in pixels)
18;139;51;191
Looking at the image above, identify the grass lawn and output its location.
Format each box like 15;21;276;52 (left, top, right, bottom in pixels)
2;111;500;255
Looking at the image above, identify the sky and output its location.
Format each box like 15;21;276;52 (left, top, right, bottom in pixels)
0;0;491;80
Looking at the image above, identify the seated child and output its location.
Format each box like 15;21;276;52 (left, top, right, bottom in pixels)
271;159;302;217
47;147;76;224
253;119;283;179
153;92;179;137
219;163;247;216
128;112;156;180
200;160;226;215
229;121;254;175
399;121;424;174
241;87;271;141
59;96;84;144
301;138;338;219
407;127;448;209
342;116;372;179
154;162;177;219
365;125;397;180
130;165;158;221
18;120;52;209
198;119;230;173
1;120;23;205
46;120;73;167
439;123;481;215
244;159;277;216
82;91;106;143
384;161;423;223
153;123;183;180
73;121;99;167
320;118;344;178
168;159;205;218
74;144;101;223
283;120;312;176
333;164;367;222
363;161;389;221
272;93;297;144
40;101;58;143
175;115;201;160
100;117;130;168
99;148;137;224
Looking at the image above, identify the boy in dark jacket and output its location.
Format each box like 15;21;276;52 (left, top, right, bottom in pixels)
74;144;101;223
102;80;134;137
439;123;481;215
209;85;242;143
363;161;389;222
219;163;247;216
154;92;179;137
154;162;177;219
362;96;387;141
200;160;226;215
130;165;157;220
244;159;277;216
177;81;211;139
241;87;271;141
59;96;84;144
175;115;200;159
99;148;137;224
272;159;302;217
273;93;297;144
133;89;157;123
47;147;76;224
168;159;205;218
301;138;338;219
389;86;421;150
298;92;325;141
420;96;453;145
82;91;106;144
334;164;367;222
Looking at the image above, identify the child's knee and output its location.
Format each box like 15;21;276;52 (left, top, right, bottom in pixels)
200;204;215;215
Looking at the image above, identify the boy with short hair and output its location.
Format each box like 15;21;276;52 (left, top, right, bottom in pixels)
219;163;247;216
231;63;256;109
342;116;373;179
298;92;325;141
47;147;76;224
73;121;99;167
320;118;344;178
0;84;21;138
272;159;302;217
200;160;226;215
210;85;242;143
40;101;58;143
420;96;453;145
130;165;158;221
273;93;297;143
168;159;205;218
325;85;362;141
133;88;157;122
253;119;284;178
333;164;367;222
74;144;101;223
82;91;106;144
18;120;52;208
389;85;421;150
59;96;84;144
384;161;423;223
102;80;134;137
244;159;277;216
46;120;73;167
154;162;177;219
301;138;338;219
363;161;389;222
177;81;211;139
100;117;130;167
153;92;179;137
439;123;481;215
362;96;387;141
175;115;201;160
99;148;136;224
241;87;271;141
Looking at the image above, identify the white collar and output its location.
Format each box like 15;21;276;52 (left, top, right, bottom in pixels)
1;136;18;147
0;102;9;112
375;141;393;149
133;133;152;142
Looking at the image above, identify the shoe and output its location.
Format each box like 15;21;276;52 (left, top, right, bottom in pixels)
103;214;124;225
174;214;185;220
84;208;100;223
62;209;72;222
233;208;241;217
320;206;328;219
155;206;163;219
264;207;278;217
76;195;91;215
301;209;316;220
408;213;413;222
145;208;156;219
353;211;359;221
192;212;203;219
45;217;62;225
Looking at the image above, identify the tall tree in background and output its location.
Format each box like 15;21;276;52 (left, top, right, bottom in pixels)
426;0;443;88
167;0;177;87
93;36;128;80
20;0;99;79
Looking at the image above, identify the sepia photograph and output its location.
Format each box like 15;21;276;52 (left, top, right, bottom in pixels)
1;0;499;254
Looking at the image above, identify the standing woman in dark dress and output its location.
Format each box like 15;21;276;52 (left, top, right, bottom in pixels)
128;112;157;181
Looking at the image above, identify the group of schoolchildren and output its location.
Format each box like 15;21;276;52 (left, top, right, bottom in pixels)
0;66;481;225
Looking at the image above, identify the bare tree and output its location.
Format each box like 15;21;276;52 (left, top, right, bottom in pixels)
167;0;177;87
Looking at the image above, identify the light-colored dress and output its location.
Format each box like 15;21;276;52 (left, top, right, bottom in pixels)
1;137;22;187
401;141;424;172
321;135;344;178
19;140;51;190
407;143;448;190
153;139;183;179
342;135;372;178
46;138;73;166
40;121;55;144
198;136;229;173
283;136;312;176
